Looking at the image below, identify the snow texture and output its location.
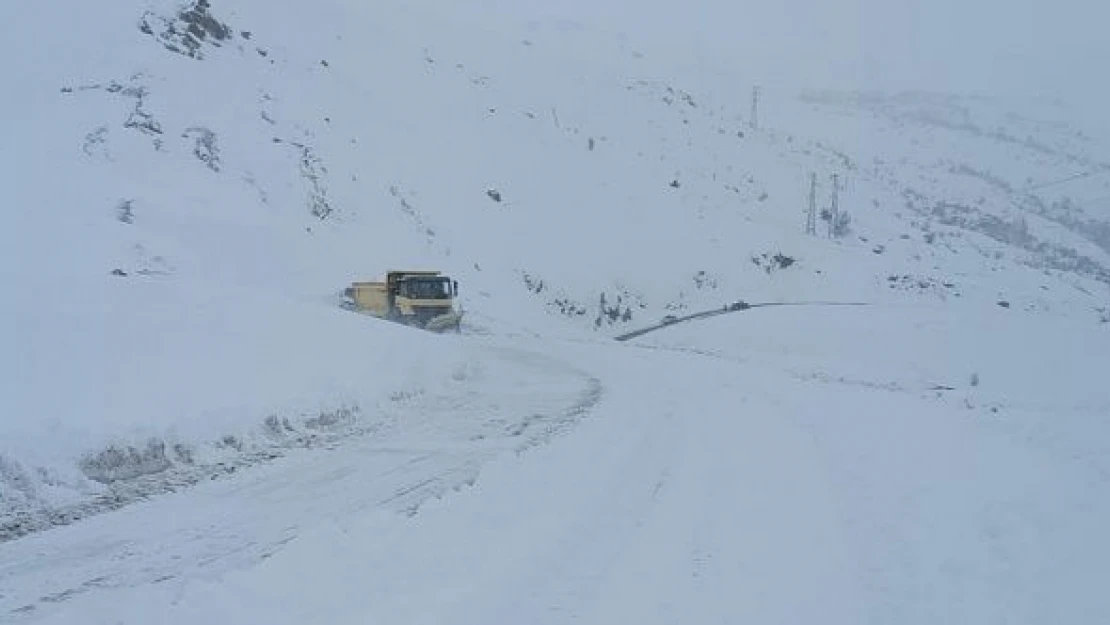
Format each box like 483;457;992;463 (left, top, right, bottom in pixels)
1;0;1109;622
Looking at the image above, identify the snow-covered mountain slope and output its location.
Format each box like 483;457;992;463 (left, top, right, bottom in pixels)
2;0;1109;621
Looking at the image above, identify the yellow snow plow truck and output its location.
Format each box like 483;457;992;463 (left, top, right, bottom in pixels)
343;270;463;333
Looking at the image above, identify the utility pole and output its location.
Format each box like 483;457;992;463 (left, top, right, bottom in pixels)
828;173;840;238
750;86;760;131
806;173;817;236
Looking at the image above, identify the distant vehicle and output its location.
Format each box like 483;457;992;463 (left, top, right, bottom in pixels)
729;301;751;312
344;270;462;333
661;314;679;324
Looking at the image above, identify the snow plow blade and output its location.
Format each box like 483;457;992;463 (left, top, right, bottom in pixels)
424;311;463;333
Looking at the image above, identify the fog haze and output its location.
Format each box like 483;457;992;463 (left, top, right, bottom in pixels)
479;0;1106;103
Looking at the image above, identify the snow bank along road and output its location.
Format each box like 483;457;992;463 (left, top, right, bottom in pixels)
0;338;600;621
3;324;1107;624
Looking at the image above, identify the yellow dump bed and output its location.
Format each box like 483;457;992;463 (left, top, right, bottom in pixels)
348;281;390;316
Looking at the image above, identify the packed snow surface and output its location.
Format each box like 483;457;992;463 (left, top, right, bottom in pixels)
4;317;1109;623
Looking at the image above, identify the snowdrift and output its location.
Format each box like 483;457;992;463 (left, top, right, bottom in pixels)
1;271;471;532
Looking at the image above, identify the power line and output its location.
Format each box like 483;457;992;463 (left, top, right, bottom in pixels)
750;86;760;130
805;173;817;236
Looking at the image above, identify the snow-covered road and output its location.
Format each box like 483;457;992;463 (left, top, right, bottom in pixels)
0;340;600;621
3;324;1108;624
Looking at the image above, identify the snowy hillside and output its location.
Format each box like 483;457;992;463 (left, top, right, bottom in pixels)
2;0;1109;622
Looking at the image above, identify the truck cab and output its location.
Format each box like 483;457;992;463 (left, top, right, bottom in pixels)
388;271;459;326
391;272;457;301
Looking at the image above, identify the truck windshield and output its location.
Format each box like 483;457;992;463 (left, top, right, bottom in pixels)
403;279;451;299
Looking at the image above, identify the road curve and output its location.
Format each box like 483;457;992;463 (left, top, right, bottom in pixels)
614;301;869;342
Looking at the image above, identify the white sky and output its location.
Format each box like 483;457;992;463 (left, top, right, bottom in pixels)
477;0;1107;102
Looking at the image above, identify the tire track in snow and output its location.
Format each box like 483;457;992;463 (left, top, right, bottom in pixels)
286;340;868;624
0;341;601;621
